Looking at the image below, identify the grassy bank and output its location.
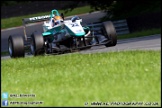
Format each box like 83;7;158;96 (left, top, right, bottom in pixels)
118;28;161;40
1;50;161;107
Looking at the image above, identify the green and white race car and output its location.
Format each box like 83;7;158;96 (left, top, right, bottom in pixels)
8;9;117;58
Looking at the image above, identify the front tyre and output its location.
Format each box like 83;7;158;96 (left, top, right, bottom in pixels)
102;21;117;47
30;31;45;56
8;35;25;58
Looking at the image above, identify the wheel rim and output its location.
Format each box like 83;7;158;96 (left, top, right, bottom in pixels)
8;40;13;56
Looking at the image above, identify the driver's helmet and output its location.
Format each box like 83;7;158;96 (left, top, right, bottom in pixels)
54;16;63;25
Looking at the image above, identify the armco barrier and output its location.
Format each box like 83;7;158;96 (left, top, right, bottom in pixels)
87;19;130;35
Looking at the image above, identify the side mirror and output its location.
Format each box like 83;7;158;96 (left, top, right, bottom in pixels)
61;13;64;20
71;16;81;22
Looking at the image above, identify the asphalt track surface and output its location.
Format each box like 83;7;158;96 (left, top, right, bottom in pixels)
80;34;161;54
1;34;161;60
1;11;107;52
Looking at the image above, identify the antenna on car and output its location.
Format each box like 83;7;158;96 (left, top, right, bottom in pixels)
61;13;64;20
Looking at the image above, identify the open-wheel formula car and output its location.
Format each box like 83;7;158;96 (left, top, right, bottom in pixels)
8;9;117;58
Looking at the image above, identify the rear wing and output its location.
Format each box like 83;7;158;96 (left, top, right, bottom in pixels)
22;15;50;24
22;15;50;40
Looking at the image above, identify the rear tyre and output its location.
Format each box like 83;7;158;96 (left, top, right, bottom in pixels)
102;21;117;47
30;31;45;56
8;35;25;58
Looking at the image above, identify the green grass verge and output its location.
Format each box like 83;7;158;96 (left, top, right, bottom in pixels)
118;28;161;40
1;50;161;107
1;5;93;29
1;51;9;56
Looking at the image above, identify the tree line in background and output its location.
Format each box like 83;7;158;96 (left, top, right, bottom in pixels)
75;0;161;20
1;0;161;20
1;1;87;18
1;1;161;31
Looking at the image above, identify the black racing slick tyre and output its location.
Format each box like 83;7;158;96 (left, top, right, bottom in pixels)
102;21;117;47
30;31;45;56
8;35;25;58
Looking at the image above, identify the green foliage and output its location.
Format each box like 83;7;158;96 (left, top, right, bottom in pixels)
1;1;32;6
110;0;161;20
118;28;161;40
86;1;114;11
2;1;161;29
78;1;161;20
